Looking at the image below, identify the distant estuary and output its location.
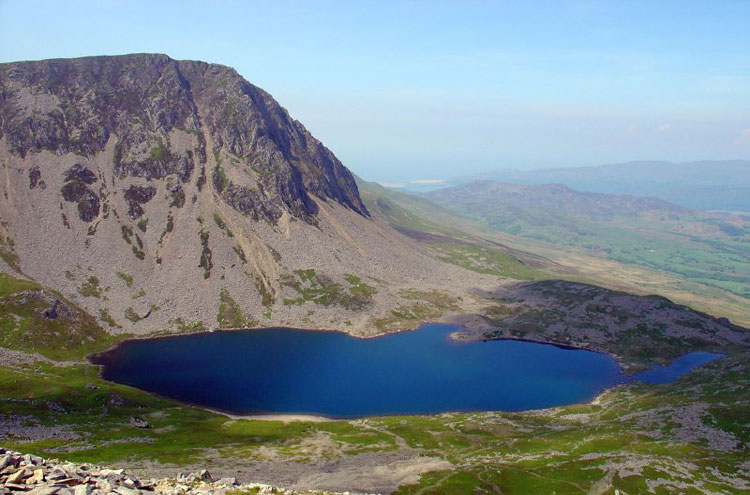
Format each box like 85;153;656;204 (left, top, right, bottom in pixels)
92;324;721;418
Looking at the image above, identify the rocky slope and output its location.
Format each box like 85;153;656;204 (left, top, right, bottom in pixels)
0;449;368;495
0;54;498;336
451;280;750;371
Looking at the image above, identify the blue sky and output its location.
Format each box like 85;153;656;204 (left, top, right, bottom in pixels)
1;0;749;182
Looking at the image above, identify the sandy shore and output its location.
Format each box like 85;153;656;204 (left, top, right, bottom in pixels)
206;409;335;422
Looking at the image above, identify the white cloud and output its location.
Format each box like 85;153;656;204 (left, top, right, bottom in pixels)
734;129;750;145
378;182;405;188
654;123;671;133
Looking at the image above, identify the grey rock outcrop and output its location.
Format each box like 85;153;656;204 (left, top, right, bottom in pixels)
0;54;368;224
0;449;378;495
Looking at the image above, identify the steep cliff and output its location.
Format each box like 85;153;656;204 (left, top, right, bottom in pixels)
0;54;493;335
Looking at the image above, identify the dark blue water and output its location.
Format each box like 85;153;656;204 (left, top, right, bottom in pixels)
629;352;722;384
94;324;721;418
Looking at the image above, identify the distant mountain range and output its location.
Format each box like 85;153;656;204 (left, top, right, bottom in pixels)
446;160;750;211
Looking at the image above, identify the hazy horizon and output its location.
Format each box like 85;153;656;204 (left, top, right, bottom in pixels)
2;0;749;183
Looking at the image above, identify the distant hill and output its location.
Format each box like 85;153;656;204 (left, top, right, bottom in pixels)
449;160;750;211
428;180;750;298
427;181;688;222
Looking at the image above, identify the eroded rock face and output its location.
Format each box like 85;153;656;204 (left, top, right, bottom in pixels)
60;165;99;222
123;185;157;219
0;54;368;223
28;167;44;189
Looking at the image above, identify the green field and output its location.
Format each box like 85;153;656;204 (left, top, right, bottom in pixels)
424;186;750;299
481;214;750;299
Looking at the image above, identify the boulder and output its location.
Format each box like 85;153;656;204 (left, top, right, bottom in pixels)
128;416;151;429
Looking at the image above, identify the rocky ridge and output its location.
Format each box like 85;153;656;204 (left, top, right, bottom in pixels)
451;280;750;371
0;54;499;336
0;54;366;221
0;449;377;495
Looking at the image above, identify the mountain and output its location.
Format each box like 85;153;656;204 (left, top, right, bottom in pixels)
427;180;688;221
0;54;497;335
450;160;750;211
428;180;750;298
1;54;750;495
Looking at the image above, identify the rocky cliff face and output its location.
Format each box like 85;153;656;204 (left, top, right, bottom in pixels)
0;54;492;336
0;53;367;224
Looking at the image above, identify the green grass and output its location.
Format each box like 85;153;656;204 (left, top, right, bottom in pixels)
0;235;20;272
0;272;38;297
431;241;549;280
214;165;229;191
149;135;170;161
233;245;247;264
217;288;256;329
0;273;116;360
199;229;212;279
116;272;133;288
77;276;102;298
0;247;20;272
344;274;377;298
281;270;376;310
254;276;274;308
451;205;750;299
1;266;749;493
124;307;142;323
356;177;471;239
170;318;207;333
98;309;120;329
372;290;459;332
213;213;234;237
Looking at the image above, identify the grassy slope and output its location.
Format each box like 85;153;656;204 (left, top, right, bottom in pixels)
0;273;119;360
356;179;750;327
356;178;551;281
486;212;750;298
425;183;750;299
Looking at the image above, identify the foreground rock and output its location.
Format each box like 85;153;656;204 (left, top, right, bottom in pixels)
0;449;378;495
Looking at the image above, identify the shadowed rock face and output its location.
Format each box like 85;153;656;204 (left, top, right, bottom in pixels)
0;53;368;223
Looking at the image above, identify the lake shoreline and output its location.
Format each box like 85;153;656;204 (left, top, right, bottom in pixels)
88;323;723;421
89;321;612;367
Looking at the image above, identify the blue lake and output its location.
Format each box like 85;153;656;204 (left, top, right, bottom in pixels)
93;324;722;418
